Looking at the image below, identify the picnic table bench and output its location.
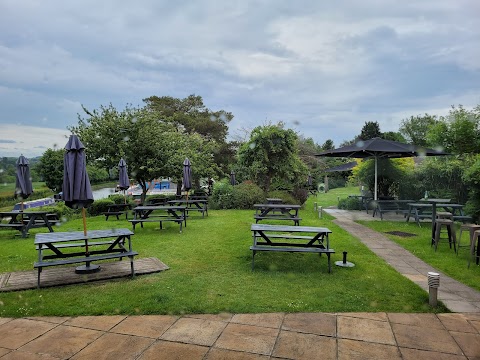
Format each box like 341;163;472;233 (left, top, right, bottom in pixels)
250;224;334;272
406;202;472;226
0;211;58;238
130;205;186;232
168;199;208;217
34;228;137;288
253;204;302;226
103;203;132;220
372;200;413;220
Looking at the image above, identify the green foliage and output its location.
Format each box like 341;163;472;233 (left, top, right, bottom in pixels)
37;202;79;220
87;199;115;216
209;180;234;209
36;149;64;191
461;154;480;222
231;182;265;209
399;114;438;147
291;187;309;205
359;121;382;140
426;105;480;154
86;165;110;184
0;187;54;209
266;190;298;205
237;123;308;192
338;197;363;210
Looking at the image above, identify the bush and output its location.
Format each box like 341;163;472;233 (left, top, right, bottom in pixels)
34;202;79;220
291;187;308;205
210;181;234;209
87;199;115;216
266;190;297;205
231;182;265;209
338;197;363;210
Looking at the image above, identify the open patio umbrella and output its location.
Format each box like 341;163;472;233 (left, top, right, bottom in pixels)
62;135;96;272
316;137;449;200
118;158;130;204
15;155;34;211
183;158;192;202
230;170;236;186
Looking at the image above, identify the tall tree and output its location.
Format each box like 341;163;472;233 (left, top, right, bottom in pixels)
399;114;438;146
359;121;382;140
36;149;64;192
237;123;308;192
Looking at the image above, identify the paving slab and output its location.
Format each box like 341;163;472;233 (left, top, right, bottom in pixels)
438;313;480;333
64;315;126;331
110;315;177;338
0;318;57;350
231;312;284;329
160;317;227;346
282;312;336;336
449;331;480;358
138;340;209;359
391;322;463;355
337;315;396;345
0;349;61;359
19;324;103;359
205;348;270;359
338;338;402;360
70;332;154;360
272;330;337;360
399;347;468;359
387;313;444;329
214;323;278;355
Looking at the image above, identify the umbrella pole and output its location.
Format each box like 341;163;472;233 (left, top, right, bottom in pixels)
75;207;100;274
374;157;378;201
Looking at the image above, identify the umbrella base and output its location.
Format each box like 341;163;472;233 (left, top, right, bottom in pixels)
335;261;355;268
75;264;101;274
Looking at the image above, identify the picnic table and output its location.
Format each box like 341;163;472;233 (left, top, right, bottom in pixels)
130;205;186;232
0;211;58;238
168;199;208;217
103;203;132;220
266;198;283;204
253;204;302;226
372;200;413;220
250;224;334;272
348;195;373;213
407;200;471;226
34;228;137;288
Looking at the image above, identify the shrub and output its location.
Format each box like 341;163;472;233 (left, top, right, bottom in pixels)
34;202;79;220
231;182;265;209
87;199;114;216
266;190;297;205
291;187;308;205
210;180;234;209
338;197;363;210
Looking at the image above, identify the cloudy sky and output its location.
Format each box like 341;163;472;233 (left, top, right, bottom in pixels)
1;0;479;158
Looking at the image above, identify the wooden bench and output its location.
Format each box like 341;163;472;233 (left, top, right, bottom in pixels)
372;200;413;220
250;224;334;272
254;214;302;226
129;217;184;232
103;204;131;220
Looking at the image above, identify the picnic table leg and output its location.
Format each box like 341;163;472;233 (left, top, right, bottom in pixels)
37;268;42;288
251;250;256;270
327;253;331;273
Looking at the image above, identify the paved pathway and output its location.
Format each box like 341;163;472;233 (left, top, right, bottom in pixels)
0;312;479;359
325;208;480;313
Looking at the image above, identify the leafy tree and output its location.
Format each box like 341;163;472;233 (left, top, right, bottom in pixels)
359;121;382;140
321;139;335;150
36;149;64;191
399;114;438;146
237;123;308;192
70;104;218;203
427;105;480;154
382;131;406;142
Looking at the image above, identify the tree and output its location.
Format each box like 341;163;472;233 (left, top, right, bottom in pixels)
427;105;480;154
382;131;406;142
237;123;308;192
399;114;438;146
36;149;64;191
359;121;382;140
321;139;335;150
70;104;218;203
143;94;237;176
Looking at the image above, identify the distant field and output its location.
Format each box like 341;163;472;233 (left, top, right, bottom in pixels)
0;182;49;197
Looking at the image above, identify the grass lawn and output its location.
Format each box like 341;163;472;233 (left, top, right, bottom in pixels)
0;189;448;317
358;219;480;292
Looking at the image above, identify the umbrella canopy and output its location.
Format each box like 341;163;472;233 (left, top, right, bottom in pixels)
118;158;130;190
15;155;33;200
183;158;192;192
62;135;94;209
316;137;449;200
230;170;236;186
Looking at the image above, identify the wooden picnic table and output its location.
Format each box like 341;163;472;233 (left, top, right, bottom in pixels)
266;198;283;204
250;224;334;272
103;203;132;220
0;211;58;238
253;204;302;226
168;199;208;217
34;228;137;288
130;205;186;232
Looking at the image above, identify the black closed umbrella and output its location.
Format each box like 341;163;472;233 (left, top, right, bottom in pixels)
63;135;96;273
183;158;192;201
230;170;236;186
316;137;449;200
15;155;34;212
118;158;130;203
307;174;312;187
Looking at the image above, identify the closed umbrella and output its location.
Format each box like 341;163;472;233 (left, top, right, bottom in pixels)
316;137;449;200
15;155;34;212
307;174;312;187
230;170;236;186
118;158;130;204
183;158;192;202
62;135;96;273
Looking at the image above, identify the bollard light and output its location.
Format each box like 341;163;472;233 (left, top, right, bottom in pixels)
427;272;440;307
